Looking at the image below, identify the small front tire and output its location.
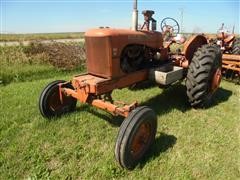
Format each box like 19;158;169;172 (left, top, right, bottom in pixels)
115;106;157;170
39;80;77;119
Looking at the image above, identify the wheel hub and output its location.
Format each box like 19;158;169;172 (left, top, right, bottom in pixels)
49;91;62;111
211;68;222;92
48;91;72;113
131;122;151;159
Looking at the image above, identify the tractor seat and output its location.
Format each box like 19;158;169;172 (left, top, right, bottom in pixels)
142;10;155;16
142;10;155;21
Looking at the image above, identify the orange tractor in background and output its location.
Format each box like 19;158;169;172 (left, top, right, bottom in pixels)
209;23;240;82
39;0;222;169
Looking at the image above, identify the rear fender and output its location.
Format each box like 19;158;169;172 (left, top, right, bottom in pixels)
183;35;208;62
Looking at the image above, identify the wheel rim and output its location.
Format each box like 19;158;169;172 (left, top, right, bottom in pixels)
48;90;72;113
211;67;222;92
130;122;151;159
48;91;62;112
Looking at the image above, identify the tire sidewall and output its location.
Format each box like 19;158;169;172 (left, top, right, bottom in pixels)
39;80;65;118
39;80;76;118
116;107;157;169
232;38;240;55
186;44;222;107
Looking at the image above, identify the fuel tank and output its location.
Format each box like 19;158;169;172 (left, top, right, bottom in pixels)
85;28;163;79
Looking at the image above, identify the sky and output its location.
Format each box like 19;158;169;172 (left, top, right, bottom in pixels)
0;0;239;34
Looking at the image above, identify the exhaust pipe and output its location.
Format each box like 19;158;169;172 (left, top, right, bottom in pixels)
232;25;235;34
132;0;138;31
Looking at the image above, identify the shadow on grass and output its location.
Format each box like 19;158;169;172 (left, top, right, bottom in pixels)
141;83;190;115
74;83;188;127
73;83;188;127
139;133;177;169
75;104;124;127
74;84;232;127
210;87;232;107
140;84;232;115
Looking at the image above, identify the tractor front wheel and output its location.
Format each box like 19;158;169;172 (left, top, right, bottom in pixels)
186;44;222;108
39;80;77;119
115;106;157;170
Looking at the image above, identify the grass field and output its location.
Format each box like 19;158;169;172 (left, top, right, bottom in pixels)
0;32;84;42
0;73;239;179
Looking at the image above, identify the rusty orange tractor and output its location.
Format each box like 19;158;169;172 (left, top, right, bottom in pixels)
210;23;239;54
39;0;222;170
209;23;240;81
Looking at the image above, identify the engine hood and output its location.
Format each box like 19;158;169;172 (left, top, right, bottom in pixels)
85;28;162;38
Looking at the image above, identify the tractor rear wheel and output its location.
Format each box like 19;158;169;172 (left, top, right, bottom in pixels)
115;106;157;170
232;38;240;55
39;80;77;119
186;44;222;108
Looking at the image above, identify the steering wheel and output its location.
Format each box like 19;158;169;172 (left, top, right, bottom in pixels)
160;17;180;36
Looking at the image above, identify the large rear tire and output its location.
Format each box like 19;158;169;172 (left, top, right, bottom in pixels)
186;44;222;108
115;106;157;170
39;80;77;119
232;38;240;55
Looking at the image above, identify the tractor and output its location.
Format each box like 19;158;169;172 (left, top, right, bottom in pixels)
39;0;222;170
209;23;240;82
209;23;240;54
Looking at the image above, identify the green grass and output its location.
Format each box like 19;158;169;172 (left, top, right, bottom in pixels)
0;75;239;179
0;32;84;42
0;58;84;85
0;64;84;85
0;43;85;85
